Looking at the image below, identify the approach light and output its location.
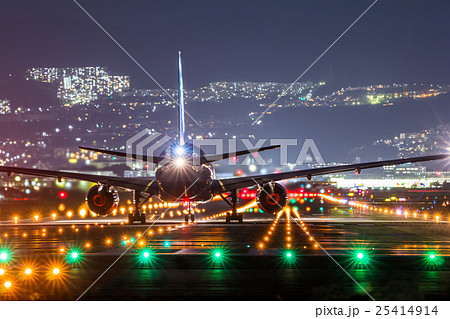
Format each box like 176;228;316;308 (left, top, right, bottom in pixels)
0;269;4;275
25;268;32;275
53;268;60;275
4;281;11;289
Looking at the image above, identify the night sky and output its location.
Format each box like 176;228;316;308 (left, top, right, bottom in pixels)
1;0;449;163
1;0;449;89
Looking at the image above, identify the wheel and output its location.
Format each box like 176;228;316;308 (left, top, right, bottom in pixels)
185;214;189;222
238;214;243;223
128;215;133;224
226;212;230;223
190;214;195;222
140;214;146;224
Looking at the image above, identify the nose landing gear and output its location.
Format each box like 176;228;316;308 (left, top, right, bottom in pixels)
184;201;195;223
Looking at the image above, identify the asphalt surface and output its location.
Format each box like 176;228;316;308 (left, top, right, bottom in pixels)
0;199;449;301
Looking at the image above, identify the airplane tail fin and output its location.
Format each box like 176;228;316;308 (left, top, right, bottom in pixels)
178;51;185;146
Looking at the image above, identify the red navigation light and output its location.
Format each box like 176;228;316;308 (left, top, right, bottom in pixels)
231;156;237;162
58;191;67;199
236;169;243;176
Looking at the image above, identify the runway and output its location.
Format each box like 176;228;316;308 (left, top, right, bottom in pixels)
0;195;449;300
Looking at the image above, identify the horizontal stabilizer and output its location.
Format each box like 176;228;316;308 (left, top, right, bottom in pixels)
79;146;165;164
201;145;280;164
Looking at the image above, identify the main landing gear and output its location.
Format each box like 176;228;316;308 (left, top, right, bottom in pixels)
222;190;243;223
184;201;195;223
128;190;148;224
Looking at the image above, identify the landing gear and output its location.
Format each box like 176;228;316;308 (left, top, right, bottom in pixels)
223;189;242;223
128;190;147;224
184;201;195;223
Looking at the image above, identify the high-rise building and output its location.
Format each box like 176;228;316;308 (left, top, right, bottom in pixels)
27;67;130;105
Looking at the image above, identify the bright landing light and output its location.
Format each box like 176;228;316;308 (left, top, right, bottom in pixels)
175;157;185;167
175;146;185;156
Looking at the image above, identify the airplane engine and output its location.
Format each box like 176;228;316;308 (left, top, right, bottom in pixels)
256;183;287;214
86;185;119;215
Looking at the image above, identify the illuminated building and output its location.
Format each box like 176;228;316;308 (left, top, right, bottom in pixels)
27;67;130;105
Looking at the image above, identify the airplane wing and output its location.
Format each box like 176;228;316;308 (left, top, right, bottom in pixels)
211;154;449;194
0;166;159;194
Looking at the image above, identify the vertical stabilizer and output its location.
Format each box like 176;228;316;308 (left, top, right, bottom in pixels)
178;51;185;146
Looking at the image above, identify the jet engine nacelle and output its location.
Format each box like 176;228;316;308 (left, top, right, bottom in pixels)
86;185;119;215
256;182;287;214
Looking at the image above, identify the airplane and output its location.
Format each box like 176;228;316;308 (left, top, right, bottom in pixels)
0;52;448;224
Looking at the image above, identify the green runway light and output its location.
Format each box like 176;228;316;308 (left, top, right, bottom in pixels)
137;248;157;265
71;252;79;259
357;252;364;259
130;238;135;243
429;254;435;260
286;252;292;258
246;245;250;248
0;252;7;261
214;252;221;258
164;241;170;247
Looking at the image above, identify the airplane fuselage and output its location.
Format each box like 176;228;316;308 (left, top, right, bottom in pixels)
155;159;215;203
